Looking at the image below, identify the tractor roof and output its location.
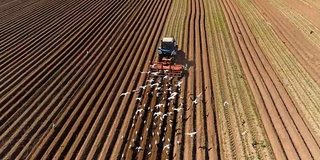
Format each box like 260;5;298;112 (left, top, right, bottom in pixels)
162;37;174;42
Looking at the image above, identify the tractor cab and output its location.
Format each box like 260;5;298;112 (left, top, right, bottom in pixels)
158;37;178;62
149;37;183;77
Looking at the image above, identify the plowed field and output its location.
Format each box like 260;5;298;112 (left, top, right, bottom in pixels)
1;0;320;159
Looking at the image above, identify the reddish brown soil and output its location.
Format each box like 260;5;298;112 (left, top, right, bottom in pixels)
1;0;320;159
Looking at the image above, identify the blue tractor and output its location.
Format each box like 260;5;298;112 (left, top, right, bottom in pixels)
157;37;178;63
149;37;183;77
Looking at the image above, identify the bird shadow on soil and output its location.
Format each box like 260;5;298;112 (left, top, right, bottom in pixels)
176;50;193;78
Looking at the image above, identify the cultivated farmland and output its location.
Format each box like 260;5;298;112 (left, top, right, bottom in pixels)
1;0;320;159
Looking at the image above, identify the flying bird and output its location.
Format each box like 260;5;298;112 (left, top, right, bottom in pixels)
185;132;197;137
132;88;141;93
154;111;163;117
192;99;199;105
155;103;164;109
146;78;155;83
135;146;143;152
163;144;170;150
151;72;160;76
120;92;130;97
168;96;175;101
140;71;150;74
175;80;183;87
150;63;157;68
173;107;183;112
136;108;144;114
140;85;147;90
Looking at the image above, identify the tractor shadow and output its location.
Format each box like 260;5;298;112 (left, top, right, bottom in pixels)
176;50;193;77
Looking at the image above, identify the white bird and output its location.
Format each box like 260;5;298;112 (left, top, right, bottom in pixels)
173;107;183;112
136;97;142;101
155;103;164;109
140;71;150;74
52;123;55;129
140;136;143;140
152;63;159;68
242;130;247;136
136;146;143;152
151;72;160;76
120;92;131;97
163;75;169;79
155;140;158;145
146;79;155;83
171;92;178;97
175;81;183;87
163;144;170;150
154;111;163;118
223;101;229;106
185;132;197;137
132;88;141;93
168;96;175;101
192;99;199;105
161;114;168;120
184;64;188;70
140;85;147;90
148;152;152;156
151;83;160;87
156;92;162;97
136;108;144;114
86;50;89;54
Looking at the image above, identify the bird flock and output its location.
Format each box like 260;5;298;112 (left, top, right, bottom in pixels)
119;71;204;159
